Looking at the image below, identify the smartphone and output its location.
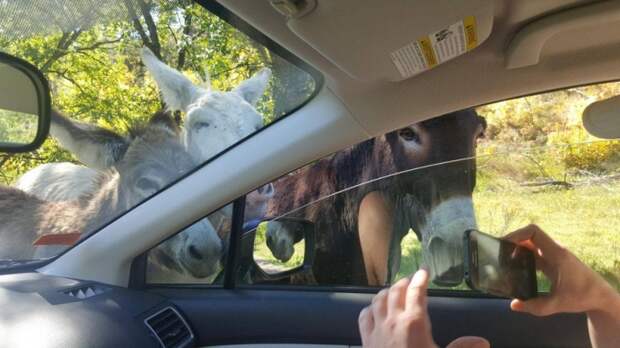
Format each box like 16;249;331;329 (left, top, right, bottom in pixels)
463;229;537;300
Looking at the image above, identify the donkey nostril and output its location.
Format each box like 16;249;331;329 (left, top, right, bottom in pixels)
188;245;203;260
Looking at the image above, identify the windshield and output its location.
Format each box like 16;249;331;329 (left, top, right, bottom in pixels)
0;0;318;266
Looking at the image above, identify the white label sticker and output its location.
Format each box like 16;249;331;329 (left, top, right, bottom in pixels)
430;21;467;63
390;16;477;79
390;41;428;78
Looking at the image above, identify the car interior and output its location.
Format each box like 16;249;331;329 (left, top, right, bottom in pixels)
1;0;620;347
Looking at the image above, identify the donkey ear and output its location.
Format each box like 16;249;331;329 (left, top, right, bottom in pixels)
50;109;129;170
233;68;271;106
141;47;205;112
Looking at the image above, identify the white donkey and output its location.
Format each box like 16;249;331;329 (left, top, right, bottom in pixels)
15;48;273;280
1;112;222;280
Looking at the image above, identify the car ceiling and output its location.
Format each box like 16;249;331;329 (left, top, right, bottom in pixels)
219;0;620;136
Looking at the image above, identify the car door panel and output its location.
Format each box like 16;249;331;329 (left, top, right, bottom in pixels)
150;288;590;348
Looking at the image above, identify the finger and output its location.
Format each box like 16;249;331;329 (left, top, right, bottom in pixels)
446;336;491;348
504;224;558;256
358;307;374;339
372;289;388;319
510;297;557;317
405;269;429;314
387;277;410;315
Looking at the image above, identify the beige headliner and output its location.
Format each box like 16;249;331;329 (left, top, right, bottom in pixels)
221;0;620;136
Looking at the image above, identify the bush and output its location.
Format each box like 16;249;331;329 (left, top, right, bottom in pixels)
548;127;620;172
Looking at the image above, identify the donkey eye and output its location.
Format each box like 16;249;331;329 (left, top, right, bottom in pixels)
136;177;159;193
476;124;486;140
399;128;420;143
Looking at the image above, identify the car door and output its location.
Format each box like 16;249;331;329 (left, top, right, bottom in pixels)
135;80;620;347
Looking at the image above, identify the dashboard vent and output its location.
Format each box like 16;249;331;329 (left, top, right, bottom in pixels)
63;285;109;299
145;307;194;348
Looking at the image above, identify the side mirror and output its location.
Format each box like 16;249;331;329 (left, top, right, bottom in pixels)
0;52;51;153
250;218;315;281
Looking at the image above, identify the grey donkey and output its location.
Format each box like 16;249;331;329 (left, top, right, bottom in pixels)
2;111;223;279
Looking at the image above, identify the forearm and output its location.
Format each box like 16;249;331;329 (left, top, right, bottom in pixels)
587;285;620;348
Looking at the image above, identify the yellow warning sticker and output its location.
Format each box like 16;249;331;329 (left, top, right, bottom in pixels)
390;16;478;79
464;16;477;51
418;37;437;68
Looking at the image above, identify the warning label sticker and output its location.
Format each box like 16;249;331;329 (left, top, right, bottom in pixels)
390;16;478;79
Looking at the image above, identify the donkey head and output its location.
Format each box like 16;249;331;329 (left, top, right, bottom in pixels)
385;108;486;285
114;111;223;277
141;47;271;163
113;111;192;207
50;110;223;279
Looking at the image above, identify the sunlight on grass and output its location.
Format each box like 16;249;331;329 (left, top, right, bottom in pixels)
396;163;620;292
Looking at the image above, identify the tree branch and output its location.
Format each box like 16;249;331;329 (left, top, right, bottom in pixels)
176;9;193;70
212;62;262;78
40;29;82;73
48;70;87;95
74;38;122;52
124;0;160;58
138;0;161;58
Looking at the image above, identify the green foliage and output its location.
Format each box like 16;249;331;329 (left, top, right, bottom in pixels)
0;0;315;184
0;111;38;144
477;81;620;177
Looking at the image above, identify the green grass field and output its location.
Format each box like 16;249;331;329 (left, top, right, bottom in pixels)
397;181;620;292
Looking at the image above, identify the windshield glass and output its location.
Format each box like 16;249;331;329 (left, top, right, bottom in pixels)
0;0;318;266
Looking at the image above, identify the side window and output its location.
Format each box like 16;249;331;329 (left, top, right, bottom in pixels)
240;82;620;292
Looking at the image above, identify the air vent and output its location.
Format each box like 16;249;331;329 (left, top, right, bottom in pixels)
63;285;109;299
145;307;194;348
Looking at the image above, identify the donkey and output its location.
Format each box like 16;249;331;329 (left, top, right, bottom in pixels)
14;48;273;279
263;109;486;286
0;111;222;280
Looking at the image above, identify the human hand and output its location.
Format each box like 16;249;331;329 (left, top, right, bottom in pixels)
358;269;489;348
505;224;617;316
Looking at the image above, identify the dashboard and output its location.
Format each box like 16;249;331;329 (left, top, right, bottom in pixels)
0;272;193;347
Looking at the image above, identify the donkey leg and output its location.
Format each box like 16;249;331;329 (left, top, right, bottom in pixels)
358;191;394;286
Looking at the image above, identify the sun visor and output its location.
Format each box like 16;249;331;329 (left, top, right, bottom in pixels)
582;95;620;139
284;0;494;82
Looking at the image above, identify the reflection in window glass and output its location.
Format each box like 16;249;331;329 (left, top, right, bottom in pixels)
0;110;38;145
146;206;231;285
240;83;620;292
0;0;317;266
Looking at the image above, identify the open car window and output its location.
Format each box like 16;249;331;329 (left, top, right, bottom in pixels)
146;80;619;290
239;82;620;292
0;0;318;268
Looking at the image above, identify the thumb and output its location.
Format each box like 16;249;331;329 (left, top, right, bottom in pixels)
446;336;490;348
510;298;556;317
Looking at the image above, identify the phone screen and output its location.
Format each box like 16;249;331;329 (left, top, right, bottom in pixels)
465;230;537;299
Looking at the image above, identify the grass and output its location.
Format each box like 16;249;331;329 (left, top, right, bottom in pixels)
253;182;620;292
396;178;620;292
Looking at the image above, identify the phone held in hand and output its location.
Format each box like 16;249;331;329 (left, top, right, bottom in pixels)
463;229;537;300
